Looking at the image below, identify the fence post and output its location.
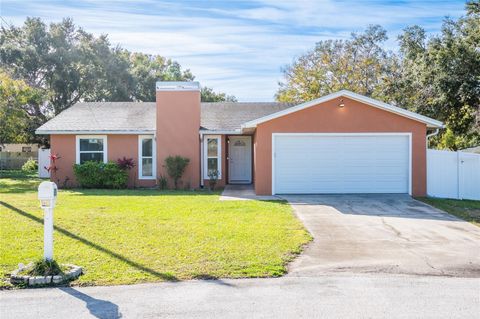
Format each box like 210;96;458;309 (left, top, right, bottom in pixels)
456;151;461;200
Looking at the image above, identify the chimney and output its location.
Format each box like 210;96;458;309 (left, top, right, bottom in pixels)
156;81;201;189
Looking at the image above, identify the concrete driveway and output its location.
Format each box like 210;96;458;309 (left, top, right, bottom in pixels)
283;194;480;277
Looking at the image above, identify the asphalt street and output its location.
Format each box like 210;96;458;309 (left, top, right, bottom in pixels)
1;274;479;319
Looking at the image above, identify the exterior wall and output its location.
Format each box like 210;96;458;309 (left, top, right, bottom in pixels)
50;135;76;187
254;97;427;196
49;134;155;188
156;90;201;189
107;135;156;188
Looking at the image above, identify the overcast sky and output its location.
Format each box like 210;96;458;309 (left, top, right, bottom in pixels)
1;0;466;101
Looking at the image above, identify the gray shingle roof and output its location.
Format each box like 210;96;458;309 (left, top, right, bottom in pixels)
36;101;294;133
200;102;294;131
36;102;157;133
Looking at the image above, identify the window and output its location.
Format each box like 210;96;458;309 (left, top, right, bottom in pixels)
76;136;107;164
138;135;156;179
203;136;221;179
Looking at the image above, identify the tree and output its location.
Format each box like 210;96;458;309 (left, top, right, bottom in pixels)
392;3;480;149
0;70;44;144
128;52;194;102
276;25;390;103
276;2;479;149
0;18;131;116
200;86;237;102
0;18;236;144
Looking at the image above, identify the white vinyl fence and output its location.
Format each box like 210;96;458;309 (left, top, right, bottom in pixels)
427;149;480;200
38;148;51;178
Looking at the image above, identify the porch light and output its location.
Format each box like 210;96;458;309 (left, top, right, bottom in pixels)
339;99;345;108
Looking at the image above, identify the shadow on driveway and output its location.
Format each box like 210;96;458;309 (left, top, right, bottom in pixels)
59;287;121;319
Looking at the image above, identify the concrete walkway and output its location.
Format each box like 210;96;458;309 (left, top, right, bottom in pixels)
1;275;479;319
284;194;480;277
219;184;279;201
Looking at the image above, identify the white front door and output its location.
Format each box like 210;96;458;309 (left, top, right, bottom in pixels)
229;136;252;183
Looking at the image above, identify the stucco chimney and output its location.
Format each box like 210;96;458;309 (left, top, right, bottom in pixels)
156;81;201;189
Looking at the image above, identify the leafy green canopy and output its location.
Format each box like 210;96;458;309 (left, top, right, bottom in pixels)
0;18;235;144
0;71;44;143
277;1;480;150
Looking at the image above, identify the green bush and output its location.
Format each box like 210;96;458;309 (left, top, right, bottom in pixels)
158;175;168;190
21;158;38;172
165;155;190;189
73;161;128;189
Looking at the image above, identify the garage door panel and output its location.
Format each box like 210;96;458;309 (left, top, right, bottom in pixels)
274;134;410;194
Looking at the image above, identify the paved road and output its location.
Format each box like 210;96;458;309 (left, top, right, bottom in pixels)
283;194;480;277
1;275;479;319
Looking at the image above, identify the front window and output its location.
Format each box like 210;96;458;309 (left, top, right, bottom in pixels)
76;136;107;164
139;135;155;179
204;136;221;179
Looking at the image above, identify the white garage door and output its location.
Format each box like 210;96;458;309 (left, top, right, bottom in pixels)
273;134;410;194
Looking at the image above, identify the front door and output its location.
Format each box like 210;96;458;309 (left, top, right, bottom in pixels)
228;136;252;184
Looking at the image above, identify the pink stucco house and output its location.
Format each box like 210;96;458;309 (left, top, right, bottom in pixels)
36;81;443;196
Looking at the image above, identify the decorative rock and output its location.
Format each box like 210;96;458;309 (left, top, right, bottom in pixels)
52;275;63;284
10;264;82;287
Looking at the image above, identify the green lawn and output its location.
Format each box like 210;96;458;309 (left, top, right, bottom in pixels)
417;197;480;226
0;171;311;287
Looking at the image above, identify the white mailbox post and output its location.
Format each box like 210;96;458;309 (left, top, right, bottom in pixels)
38;182;58;261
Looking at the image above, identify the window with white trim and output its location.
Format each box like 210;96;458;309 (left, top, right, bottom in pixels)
139;135;156;179
76;136;107;164
204;136;221;179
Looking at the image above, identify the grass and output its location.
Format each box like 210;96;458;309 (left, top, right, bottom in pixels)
417;197;480;226
0;170;311;287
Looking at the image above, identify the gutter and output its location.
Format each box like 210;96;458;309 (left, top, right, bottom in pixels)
35;130;156;135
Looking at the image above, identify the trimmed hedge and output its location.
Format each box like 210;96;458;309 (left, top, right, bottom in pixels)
73;161;128;189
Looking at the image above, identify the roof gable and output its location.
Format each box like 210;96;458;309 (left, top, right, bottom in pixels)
241;90;444;129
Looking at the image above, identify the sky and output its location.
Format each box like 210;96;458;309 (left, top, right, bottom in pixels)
0;0;466;101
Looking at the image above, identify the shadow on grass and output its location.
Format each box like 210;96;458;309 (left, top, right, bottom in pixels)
71;189;221;197
0;201;178;282
59;287;122;319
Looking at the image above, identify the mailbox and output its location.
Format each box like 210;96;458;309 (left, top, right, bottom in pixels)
38;181;58;209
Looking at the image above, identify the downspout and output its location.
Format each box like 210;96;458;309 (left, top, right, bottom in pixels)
425;128;440;198
200;132;204;188
426;128;440;148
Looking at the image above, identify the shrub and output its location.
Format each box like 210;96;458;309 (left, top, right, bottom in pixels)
208;169;219;191
102;162;129;189
73;161;103;188
158;175;168;190
73;161;128;189
117;157;135;170
22;158;38;172
164;155;190;189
